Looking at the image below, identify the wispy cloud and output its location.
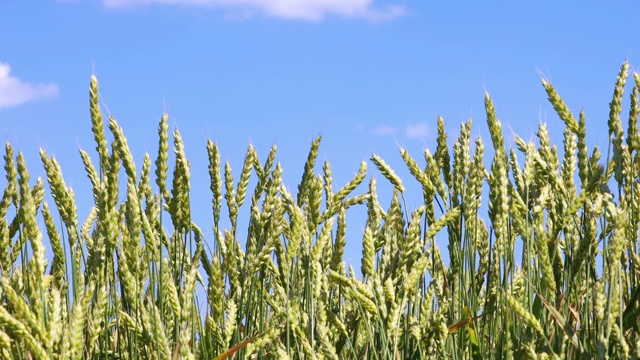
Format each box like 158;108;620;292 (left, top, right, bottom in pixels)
369;122;431;139
373;124;397;136
100;0;405;21
0;62;59;109
404;122;429;138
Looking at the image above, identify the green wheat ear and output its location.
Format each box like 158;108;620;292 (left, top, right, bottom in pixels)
298;135;321;206
371;153;404;193
541;77;579;134
89;75;110;172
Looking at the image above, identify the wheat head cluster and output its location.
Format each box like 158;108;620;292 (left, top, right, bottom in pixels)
0;62;640;359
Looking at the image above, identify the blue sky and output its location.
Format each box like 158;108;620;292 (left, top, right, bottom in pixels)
1;1;639;268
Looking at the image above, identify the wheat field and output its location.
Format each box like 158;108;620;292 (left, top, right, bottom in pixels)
0;62;639;359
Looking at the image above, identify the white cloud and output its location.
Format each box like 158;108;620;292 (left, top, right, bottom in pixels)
100;0;405;21
369;122;431;139
0;63;59;109
373;124;397;136
404;122;429;139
